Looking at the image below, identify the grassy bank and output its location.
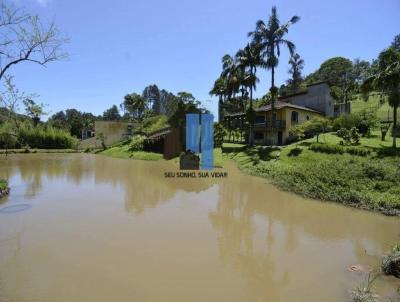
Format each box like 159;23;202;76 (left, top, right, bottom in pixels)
222;132;400;215
0;148;79;154
99;145;164;161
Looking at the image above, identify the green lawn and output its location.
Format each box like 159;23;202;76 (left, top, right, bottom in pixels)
221;133;400;215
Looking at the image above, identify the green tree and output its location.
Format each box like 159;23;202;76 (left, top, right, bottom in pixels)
123;93;147;121
362;48;400;148
287;53;304;91
102;105;121;121
65;109;84;137
142;85;160;114
391;34;400;51
306;57;353;87
235;42;263;109
210;76;228;122
248;6;299;137
23;99;46;126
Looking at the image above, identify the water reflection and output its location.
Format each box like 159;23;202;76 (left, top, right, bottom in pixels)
210;167;400;301
0;154;216;214
0;154;399;301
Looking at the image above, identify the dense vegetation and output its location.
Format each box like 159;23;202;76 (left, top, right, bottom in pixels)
0;121;77;149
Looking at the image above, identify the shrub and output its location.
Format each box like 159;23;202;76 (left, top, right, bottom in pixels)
214;123;226;148
288;117;331;142
309;143;370;157
128;135;145;151
346;146;370;156
309;143;345;154
333;111;378;136
0;121;77;149
382;244;400;278
0;179;8;190
337;127;360;145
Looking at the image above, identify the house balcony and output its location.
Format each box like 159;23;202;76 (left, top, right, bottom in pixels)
253;120;286;129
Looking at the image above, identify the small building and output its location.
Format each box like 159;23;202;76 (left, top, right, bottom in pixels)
225;101;323;145
277;81;334;117
223;82;334;145
79;120;138;149
143;127;183;159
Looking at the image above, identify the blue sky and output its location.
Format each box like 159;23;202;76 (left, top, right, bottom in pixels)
8;0;400;118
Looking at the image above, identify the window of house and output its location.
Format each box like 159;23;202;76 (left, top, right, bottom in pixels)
255;116;265;124
291;111;299;123
306;115;310;120
254;132;264;140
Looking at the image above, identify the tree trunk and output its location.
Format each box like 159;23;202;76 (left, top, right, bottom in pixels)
393;105;398;148
271;62;276;145
249;67;254;146
218;95;223;123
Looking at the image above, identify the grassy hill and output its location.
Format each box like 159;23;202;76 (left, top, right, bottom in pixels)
350;93;398;122
221;131;400;215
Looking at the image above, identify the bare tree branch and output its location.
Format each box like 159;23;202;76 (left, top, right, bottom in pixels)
0;1;68;81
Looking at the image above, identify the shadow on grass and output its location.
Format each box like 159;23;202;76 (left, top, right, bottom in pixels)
287;147;303;157
376;146;400;158
298;142;313;147
222;144;280;162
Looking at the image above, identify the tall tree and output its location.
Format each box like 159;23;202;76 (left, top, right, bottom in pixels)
123;93;147;121
391;34;400;51
235;43;262;145
102;105;121;121
142;85;160;114
0;1;67;82
362;48;400;148
248;6;300;126
23;99;46;126
287;53;304;91
210;76;228;122
352;58;371;86
235;42;263;109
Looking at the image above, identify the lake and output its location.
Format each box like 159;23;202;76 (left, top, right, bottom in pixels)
0;154;399;302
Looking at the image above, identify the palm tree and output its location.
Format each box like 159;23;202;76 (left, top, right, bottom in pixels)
221;54;240;100
236;43;262;145
235;42;263;109
287;53;304;92
362;59;400;148
210;76;228;122
248;6;300;138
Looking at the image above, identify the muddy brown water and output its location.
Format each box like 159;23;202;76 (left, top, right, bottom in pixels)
0;154;399;302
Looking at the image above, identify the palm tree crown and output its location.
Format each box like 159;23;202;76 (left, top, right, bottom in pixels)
248;6;300;112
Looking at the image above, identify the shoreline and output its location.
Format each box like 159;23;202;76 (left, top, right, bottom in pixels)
2;146;400;217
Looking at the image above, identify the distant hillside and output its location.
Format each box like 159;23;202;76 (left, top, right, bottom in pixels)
350;93;398;122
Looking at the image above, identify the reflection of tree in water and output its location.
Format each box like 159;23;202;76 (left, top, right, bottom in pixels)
1;154;94;200
92;158;216;215
1;154;216;215
209;164;400;301
209;174;288;301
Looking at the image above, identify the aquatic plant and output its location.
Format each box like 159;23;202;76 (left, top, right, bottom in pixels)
348;273;379;302
0;179;9;198
382;244;400;278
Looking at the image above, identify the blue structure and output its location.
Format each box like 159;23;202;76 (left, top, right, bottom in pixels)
200;114;214;170
185;113;214;170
